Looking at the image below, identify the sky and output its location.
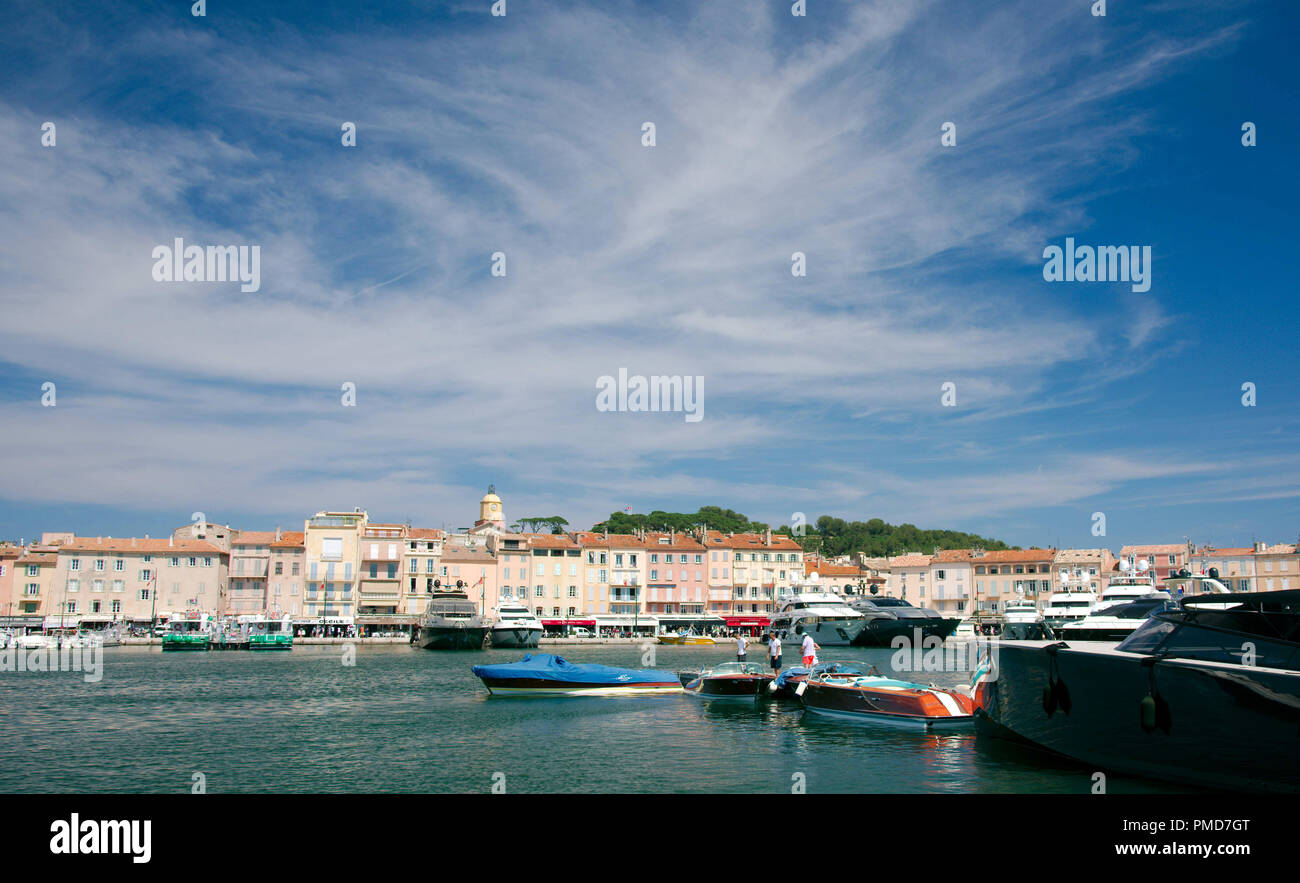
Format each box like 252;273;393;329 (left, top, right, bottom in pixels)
0;0;1297;551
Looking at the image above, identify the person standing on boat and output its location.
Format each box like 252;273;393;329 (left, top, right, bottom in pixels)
768;632;782;675
801;632;819;668
736;633;748;662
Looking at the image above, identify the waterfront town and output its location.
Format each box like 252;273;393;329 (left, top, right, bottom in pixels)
1;487;1295;639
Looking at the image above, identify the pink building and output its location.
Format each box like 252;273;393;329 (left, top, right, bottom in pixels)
643;531;707;616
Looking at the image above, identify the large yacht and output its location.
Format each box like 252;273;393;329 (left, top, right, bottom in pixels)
1089;569;1164;614
973;588;1300;792
769;581;869;647
416;589;489;650
1040;589;1097;630
489;601;543;649
1000;594;1049;640
842;594;959;646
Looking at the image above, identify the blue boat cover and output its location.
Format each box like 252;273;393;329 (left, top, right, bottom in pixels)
772;666;811;688
471;653;673;684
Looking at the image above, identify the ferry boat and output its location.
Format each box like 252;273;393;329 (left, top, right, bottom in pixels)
973;588;1300;792
489;601;543;648
770;581;869;647
799;669;975;729
471;653;681;696
681;661;774;699
246;616;293;651
161;614;211;651
416;590;489;650
844;594;959;646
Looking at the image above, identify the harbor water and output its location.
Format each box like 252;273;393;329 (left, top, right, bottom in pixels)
0;644;1180;793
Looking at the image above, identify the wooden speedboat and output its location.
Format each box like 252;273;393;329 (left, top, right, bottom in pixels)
658;631;717;645
800;671;974;728
768;660;882;698
471;653;682;696
682;662;774;699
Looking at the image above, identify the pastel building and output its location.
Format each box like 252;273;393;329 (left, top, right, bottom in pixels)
400;528;445;617
522;533;584;620
929;550;974;616
1119;544;1189;589
56;536;228;624
886;554;932;604
1052;548;1115;597
0;545;21;619
267;531;305;617
14;546;60;620
571;531;613;615
357;522;407;627
706;531;804;618
606;534;646;616
1251;542;1299;593
303;509;366;625
970;549;1056;614
229;531;278;615
643;531;707;616
439;547;498;615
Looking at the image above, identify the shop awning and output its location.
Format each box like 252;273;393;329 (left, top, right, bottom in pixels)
42;615;80;628
541;619;597;627
724;616;770;627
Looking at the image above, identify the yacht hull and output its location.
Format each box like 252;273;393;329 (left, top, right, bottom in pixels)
802;680;973;729
416;625;488;650
975;641;1300;792
683;674;773;699
852;617;960;647
772;618;867;647
489;626;542;648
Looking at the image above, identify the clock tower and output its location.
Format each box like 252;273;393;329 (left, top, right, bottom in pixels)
475;485;506;532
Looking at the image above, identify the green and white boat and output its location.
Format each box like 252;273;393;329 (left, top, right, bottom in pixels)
160;614;212;651
245;615;293;651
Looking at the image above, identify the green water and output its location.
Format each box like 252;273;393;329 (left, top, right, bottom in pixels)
0;644;1175;793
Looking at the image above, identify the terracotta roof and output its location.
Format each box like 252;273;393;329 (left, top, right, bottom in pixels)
1054;548;1109;563
1194;547;1254;556
703;530;802;551
441;549;495;563
933;549;974;563
525;533;580;550
642;532;706;552
889;554;932;568
970;549;1056;563
407;528;444;540
17;552;57;565
63;538;225;555
603;533;647;549
1254;544;1298;555
232;531;279;546
806;561;862;577
270;531;305;549
1121;544;1185;556
570;531;610;548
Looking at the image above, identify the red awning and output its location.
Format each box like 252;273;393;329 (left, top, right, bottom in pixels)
724;616;770;626
540;619;597;627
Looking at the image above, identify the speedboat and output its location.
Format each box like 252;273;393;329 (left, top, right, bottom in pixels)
657;630;717;645
16;633;49;650
845;595;959;646
799;670;975;729
682;661;774;699
416;590;489;650
768;660;883;699
1040;590;1097;630
489;602;543;648
972;589;1300;792
1057;596;1177;643
470;653;681;696
770;584;869;647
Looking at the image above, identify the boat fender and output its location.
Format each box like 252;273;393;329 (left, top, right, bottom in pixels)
795;682;807;697
767;680;778;693
1139;693;1157;733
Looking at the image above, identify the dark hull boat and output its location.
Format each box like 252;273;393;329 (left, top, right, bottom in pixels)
417;590;489;650
471;653;681;696
846;597;959;646
801;673;974;729
973;590;1300;793
682;662;774;699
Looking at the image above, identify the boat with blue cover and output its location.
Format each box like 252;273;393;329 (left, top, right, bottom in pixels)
470;653;682;696
768;660;883;698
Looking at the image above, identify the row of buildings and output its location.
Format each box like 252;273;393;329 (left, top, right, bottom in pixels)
1;487;1296;632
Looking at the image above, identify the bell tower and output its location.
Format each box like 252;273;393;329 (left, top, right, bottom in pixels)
476;484;505;531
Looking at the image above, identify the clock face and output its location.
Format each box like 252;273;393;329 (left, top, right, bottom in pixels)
490;503;499;512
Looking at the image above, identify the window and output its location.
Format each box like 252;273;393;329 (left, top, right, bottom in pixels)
70;559;80;571
95;559;105;572
114;559;124;571
322;538;343;561
140;569;152;582
275;561;284;575
68;579;79;593
25;583;39;596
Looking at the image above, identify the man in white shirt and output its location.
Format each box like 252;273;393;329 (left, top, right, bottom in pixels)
735;633;748;661
768;633;782;674
801;632;818;668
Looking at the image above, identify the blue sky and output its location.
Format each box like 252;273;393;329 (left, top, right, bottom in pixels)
0;0;1296;551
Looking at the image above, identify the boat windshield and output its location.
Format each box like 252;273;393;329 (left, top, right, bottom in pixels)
1116;591;1300;670
708;662;767;676
865;597;912;608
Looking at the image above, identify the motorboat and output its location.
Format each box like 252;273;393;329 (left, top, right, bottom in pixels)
768;659;883;699
799;670;975;729
470;653;681;696
770;581;869;647
657;630;717;645
1090;572;1165;615
161;614;211;651
1040;590;1097;630
682;661;774;699
16;632;50;650
845;594;959;645
416;590;489;650
1001;596;1050;640
489;601;543;649
972;589;1300;792
1057;596;1178;643
245;615;294;650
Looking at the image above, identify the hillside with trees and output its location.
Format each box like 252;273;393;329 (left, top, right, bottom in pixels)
586;507;1014;557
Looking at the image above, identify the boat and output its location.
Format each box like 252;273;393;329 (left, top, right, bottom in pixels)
489;601;543;649
845;594;960;646
1089;570;1164;614
1040;589;1097;631
681;661;774;699
1000;595;1051;640
415;590;490;650
799;669;975;729
972;588;1300;792
15;633;49;650
1057;596;1178;643
770;580;869;647
161;614;211;651
470;653;681;696
246;615;294;650
657;630;717;645
768;659;883;699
